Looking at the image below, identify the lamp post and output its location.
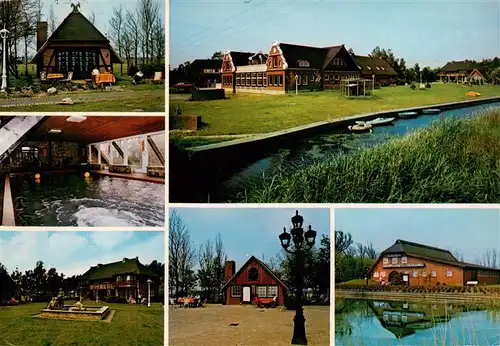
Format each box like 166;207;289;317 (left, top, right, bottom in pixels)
295;74;298;95
279;210;317;345
147;278;152;307
0;27;9;92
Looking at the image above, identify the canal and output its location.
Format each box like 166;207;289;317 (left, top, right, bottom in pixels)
175;101;500;202
335;298;500;346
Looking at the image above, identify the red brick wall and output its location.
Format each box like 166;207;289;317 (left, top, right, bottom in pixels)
371;255;464;286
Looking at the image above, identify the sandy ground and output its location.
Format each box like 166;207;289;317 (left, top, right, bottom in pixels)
169;304;330;346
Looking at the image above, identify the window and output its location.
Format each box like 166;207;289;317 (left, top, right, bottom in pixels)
236;75;241;86
246;74;250;86
267;286;278;297
302;75;308;85
18;147;39;163
376;66;381;71
373;272;379;278
273;75;277;86
401;257;408;264
357;65;362;70
251;73;257;87
297;75;301;85
431;270;437;277
256;286;267;297
257;73;263;86
248;267;259;281
383;257;389;264
392;257;398;264
447;270;453;277
367;66;372;70
116;276;122;282
335;74;340;81
324;74;329;81
311;74;315;82
381;67;386;71
278;75;283;86
231;286;242;297
413;271;418;277
422;271;428;277
268;75;272;85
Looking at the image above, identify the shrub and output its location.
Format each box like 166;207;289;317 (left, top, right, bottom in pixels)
410;82;416;89
169;104;183;116
128;64;139;76
426;82;431;88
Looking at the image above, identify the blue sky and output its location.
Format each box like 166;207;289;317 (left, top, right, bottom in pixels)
335;208;500;263
0;231;164;277
169;0;500;68
171;208;330;269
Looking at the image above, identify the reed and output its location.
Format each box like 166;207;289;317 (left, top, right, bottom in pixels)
242;109;500;203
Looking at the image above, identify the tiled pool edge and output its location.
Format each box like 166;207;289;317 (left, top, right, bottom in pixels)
2;175;15;226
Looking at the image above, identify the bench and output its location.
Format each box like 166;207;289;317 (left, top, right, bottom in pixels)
254;297;276;308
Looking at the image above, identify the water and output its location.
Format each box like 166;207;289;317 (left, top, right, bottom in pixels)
335;299;500;346
11;173;165;226
218;101;500;200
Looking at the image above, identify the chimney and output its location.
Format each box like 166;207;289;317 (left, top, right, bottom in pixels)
224;261;235;282
36;22;48;51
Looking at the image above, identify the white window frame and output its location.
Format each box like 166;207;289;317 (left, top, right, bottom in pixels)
392;257;398;264
383;257;389;264
373;272;379;278
447;270;453;277
231;285;242;297
431;270;437;277
413;271;418;277
256;286;267;297
267;285;278;297
324;74;329;81
401;257;407;264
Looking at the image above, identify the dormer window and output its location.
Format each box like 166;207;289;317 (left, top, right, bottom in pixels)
376;66;381;71
391;257;398;264
367;66;372;70
381;67;386;71
357;65;362;70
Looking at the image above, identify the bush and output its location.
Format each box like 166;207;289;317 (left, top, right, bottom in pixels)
128;64;139;76
410;82;416;89
140;63;166;78
426;82;431;88
169;104;183;116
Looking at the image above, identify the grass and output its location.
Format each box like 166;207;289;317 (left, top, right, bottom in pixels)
0;301;164;346
169;83;500;135
240;109;500;203
14;91;165;112
169;304;330;346
337;279;380;286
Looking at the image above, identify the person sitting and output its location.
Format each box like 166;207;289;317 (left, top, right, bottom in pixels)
133;70;144;85
91;67;100;85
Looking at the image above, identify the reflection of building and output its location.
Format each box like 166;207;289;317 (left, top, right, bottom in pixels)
80;257;159;301
31;4;122;79
438;61;486;84
368;239;500;286
222;256;288;305
0;270;20;301
368;300;460;339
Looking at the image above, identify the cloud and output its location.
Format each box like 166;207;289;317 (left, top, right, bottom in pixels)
88;231;135;250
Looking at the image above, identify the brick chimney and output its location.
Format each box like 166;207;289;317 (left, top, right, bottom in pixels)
224;261;235;282
36;22;48;51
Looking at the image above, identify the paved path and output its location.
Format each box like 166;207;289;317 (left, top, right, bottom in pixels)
0;89;165;108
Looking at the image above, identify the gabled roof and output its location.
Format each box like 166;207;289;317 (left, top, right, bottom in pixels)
30;5;123;64
189;59;223;71
440;60;478;72
278;43;340;70
81;257;159;281
228;52;255;66
353;55;398;76
221;255;288;291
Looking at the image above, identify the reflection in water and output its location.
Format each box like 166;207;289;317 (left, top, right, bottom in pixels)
12;173;165;226
335;299;500;346
220;102;500;199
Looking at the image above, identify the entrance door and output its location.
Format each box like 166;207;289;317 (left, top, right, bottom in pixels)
402;274;410;285
242;286;251;303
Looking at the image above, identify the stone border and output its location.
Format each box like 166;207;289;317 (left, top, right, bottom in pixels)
188;95;500;153
336;290;500;303
2;175;15;226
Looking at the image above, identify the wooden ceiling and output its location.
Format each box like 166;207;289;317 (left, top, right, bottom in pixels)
25;116;165;143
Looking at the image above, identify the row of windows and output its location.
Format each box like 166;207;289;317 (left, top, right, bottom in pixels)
478;270;500;277
357;65;386;71
324;73;359;81
116;275;134;282
383;256;408;265
222;76;232;86
231;285;278;298
374;270;454;278
236;73;266;87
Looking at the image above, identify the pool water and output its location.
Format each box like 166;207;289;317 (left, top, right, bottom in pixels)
336;299;500;346
11;173;165;226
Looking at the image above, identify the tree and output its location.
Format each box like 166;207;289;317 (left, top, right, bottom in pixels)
48;4;56;34
211;51;223;60
335;231;353;254
168;210;196;298
197;234;226;302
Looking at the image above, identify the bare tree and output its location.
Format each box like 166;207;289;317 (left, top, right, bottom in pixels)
125;9;140;68
48;4;56;34
168;210;196;297
335;230;353;254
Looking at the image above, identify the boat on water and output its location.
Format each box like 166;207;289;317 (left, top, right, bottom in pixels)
398;111;419;118
348;122;373;133
422;108;441;114
366;117;395;126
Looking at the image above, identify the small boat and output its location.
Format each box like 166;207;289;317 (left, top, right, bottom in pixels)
398;111;418;118
348;122;373;133
422;108;441;114
367;117;395;126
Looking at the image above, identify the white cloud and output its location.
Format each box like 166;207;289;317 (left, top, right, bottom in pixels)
89;231;135;250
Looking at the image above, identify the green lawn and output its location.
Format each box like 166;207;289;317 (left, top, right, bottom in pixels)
337;279;380;286
170;83;500;135
0;302;164;346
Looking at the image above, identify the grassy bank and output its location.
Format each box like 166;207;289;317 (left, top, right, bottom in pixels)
170;83;500;135
241;109;500;203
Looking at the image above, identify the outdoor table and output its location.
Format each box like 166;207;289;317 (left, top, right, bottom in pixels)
96;73;116;85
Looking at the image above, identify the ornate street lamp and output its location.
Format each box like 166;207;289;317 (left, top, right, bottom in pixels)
0;27;9;92
279;210;317;345
147;278;152;307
